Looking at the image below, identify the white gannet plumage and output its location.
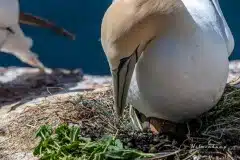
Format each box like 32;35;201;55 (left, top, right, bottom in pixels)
101;0;234;132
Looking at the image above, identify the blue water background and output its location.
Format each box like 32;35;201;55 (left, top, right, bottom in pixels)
0;0;238;75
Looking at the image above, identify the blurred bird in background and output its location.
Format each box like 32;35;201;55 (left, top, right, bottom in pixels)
0;0;75;71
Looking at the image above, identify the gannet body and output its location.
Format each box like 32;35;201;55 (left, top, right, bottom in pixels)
101;0;234;132
0;0;75;70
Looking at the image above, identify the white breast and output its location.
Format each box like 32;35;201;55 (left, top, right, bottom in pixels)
127;0;232;122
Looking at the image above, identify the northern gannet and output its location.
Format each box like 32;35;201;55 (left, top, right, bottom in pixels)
101;0;234;133
0;0;75;70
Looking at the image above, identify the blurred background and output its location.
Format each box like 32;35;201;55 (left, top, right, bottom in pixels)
0;0;238;75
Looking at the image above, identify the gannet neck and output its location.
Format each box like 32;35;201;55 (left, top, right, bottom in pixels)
102;0;183;70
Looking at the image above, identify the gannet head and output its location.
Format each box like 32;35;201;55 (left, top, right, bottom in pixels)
101;0;181;117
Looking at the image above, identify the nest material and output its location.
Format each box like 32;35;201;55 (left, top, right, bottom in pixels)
1;85;240;159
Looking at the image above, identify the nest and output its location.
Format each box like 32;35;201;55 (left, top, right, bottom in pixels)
1;85;240;159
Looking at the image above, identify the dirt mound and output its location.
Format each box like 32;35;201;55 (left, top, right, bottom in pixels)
1;85;240;159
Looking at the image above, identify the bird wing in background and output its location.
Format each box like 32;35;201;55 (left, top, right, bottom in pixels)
0;24;45;70
0;0;75;70
0;0;44;70
19;12;75;40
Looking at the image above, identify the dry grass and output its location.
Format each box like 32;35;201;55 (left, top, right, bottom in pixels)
1;85;240;159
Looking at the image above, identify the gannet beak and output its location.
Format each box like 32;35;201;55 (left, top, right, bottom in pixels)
19;12;75;40
111;47;139;117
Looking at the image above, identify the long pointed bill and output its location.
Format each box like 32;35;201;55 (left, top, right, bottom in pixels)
111;47;140;117
19;12;75;40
